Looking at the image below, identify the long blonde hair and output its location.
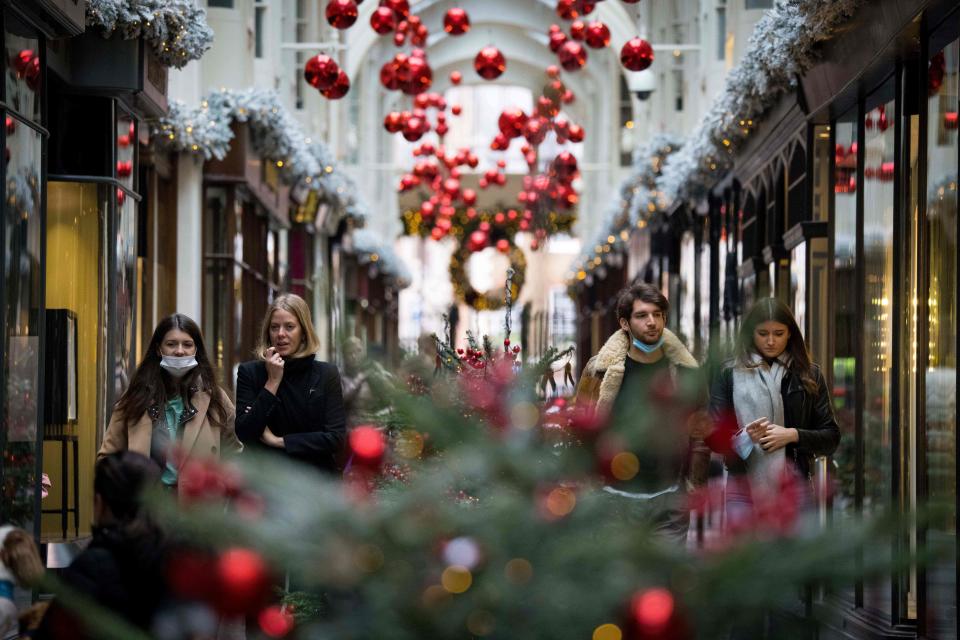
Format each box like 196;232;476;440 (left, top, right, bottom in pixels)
255;293;321;360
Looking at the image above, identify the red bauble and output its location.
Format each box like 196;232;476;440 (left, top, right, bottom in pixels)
443;8;471;35
584;21;610;48
570;20;586;40
384;111;404;133
498;107;528;138
13;49;33;75
523;118;548;145
215;548;273;616
166;550;220;601
258;606;295;638
451;104;462;115
620;37;654;72
403;116;426;141
567;123;585;143
548;31;568;53
553;151;578;180
490;133;509;151
369;6;396;34
304;55;340;90
536;95;559;118
579;0;596;15
496;238;510;254
326;0;358;29
321;69;351;99
556;0;579;20
450;70;463;85
402;56;432;95
546;64;561;78
558;41;587;71
474;46;506;80
462;188;477;206
383;0;410;18
349;425;386;467
468;230;489;252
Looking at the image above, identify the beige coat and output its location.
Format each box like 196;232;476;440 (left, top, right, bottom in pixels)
574;328;710;489
98;389;242;492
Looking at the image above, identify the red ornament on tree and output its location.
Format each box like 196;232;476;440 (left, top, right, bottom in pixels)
443;8;471;35
325;0;358;29
350;425;387;468
474;46;506;80
620;37;654;72
321;69;351;99
369;6;396;34
558;40;588;71
215;548;274;616
584;21;610;48
258;606;295;638
304;55;340;91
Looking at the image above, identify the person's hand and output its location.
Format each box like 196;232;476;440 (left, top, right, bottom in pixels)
745;417;769;443
759;424;798;452
260;427;284;449
265;347;285;384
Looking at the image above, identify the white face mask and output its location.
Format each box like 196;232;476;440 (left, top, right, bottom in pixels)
159;355;199;378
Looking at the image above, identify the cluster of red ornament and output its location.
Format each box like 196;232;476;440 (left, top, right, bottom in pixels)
304;54;350;100
551;2;654;73
12;49;40;92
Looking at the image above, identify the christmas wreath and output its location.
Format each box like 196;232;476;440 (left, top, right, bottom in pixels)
449;241;526;311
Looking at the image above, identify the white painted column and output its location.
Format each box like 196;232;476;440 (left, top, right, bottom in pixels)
176;154;204;321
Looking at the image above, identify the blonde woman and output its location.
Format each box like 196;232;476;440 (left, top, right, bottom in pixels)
236;294;346;473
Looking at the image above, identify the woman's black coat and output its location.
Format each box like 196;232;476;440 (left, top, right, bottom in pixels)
709;361;840;478
235;357;346;472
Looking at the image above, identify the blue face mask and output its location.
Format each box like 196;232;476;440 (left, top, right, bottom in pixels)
632;334;665;353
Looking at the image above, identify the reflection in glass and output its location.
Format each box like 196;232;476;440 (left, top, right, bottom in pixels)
4;18;41;123
115;113;136;192
2;117;42;527
926;36;958;640
113;191;138;403
790;243;806;337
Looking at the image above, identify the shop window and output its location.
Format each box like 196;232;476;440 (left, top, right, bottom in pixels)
716;7;726;61
829;107;858;606
925;31;958;640
811;124;832;222
254;3;267;59
1;118;42;527
113;190;138;404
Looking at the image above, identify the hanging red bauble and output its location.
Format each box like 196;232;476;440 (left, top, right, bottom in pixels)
304;55;340;90
496;239;510;254
462;188;477;206
567;123;585;142
556;0;579;20
326;0;358;29
578;0;596;15
393;31;406;46
13;49;34;76
443;8;471;35
321;69;351;99
570;20;586;41
620;37;654;71
383;0;410;18
403;116;426;141
402;55;432;95
498;107;528;138
370;6;396;34
553;151;578;180
561;89;575;104
411;23;428;46
548;31;568;53
523;117;548;145
258;606;295;638
450;70;463;85
584;21;610;48
214;548;273;616
537;96;559;118
558;41;587;71
349;425;386;467
474;46;506;80
468;230;489;252
546;64;561;78
380;59;402;90
451;104;462;115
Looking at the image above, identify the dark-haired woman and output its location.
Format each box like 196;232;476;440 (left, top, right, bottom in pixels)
98;314;241;496
709;297;840;527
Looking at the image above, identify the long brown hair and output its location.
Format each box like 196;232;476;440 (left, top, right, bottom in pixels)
114;314;228;427
736;298;818;395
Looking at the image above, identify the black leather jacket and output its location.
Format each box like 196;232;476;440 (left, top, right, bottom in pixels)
709;360;840;478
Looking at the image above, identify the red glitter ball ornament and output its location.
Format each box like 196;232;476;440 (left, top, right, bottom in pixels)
258;606;295;638
325;0;358;29
350;425;386;467
443;8;471;35
558;40;588;71
584;21;610;48
321;69;351;99
383;0;410;19
620;37;654;72
498;107;528;138
383;111;404;133
474;46;506;80
570;20;586;41
556;0;579;20
566;123;585;143
214;548;273;616
369;6;396;34
548;30;568;53
304;54;340;90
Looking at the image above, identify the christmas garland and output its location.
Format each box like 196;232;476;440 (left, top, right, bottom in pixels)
351;229;412;289
86;0;214;69
449;242;526;311
657;0;861;203
152;88;367;224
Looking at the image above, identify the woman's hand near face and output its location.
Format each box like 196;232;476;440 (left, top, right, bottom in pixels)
264;347;284;395
260;426;284;449
759;424;799;452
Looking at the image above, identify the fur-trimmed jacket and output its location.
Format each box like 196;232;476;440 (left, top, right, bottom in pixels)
574;328;711;489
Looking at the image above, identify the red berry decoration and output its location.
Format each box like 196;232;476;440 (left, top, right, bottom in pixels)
584;21;610;48
474;46;506;80
321;69;351;99
370;6;396;34
304;55;340;91
326;0;358;29
558;40;587;71
620;37;654;72
443;8;471;35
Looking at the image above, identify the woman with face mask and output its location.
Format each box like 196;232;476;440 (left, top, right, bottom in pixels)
98;314;241;494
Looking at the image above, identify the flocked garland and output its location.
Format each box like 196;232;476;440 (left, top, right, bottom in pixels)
450;242;526;312
152;88;368;223
351;229;412;289
656;0;861;203
86;0;214;69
